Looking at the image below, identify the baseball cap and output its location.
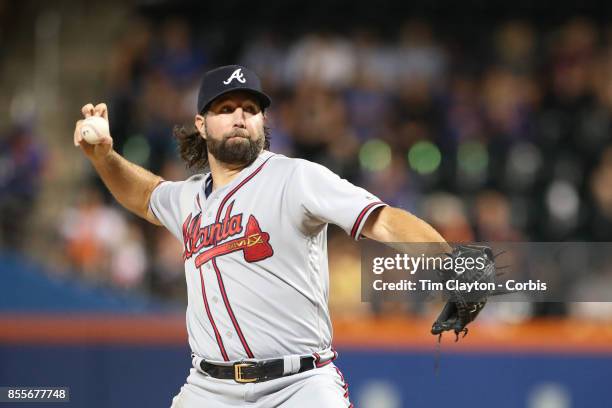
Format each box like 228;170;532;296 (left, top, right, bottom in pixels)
196;65;272;114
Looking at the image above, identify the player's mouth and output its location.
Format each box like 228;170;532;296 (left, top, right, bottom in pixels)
226;135;248;141
226;131;249;140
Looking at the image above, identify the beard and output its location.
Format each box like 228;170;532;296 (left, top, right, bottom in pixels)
206;126;264;166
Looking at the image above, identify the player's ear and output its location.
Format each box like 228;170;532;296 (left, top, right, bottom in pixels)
194;114;206;139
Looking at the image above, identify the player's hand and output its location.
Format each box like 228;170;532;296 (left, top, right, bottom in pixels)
74;103;114;160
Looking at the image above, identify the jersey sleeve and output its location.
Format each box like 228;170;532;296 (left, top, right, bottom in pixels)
288;160;387;240
149;180;185;241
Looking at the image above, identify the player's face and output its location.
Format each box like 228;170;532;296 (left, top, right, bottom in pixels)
197;91;266;166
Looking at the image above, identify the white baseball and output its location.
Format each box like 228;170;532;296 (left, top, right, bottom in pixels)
80;116;110;144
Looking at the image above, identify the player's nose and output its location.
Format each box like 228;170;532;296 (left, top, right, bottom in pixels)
232;107;246;128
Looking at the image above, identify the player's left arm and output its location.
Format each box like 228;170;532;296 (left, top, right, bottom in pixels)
361;206;452;252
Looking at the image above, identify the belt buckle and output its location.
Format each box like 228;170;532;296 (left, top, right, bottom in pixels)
234;362;258;383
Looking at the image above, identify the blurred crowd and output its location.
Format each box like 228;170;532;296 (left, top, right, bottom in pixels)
2;15;612;318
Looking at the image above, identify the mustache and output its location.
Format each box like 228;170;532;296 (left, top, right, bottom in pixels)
224;128;250;139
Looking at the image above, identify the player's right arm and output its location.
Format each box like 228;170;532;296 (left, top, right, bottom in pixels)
74;103;162;226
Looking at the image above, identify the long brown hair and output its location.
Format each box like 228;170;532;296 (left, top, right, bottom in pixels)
173;121;271;171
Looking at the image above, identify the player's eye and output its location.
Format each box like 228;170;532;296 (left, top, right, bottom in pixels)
219;106;233;113
244;104;259;114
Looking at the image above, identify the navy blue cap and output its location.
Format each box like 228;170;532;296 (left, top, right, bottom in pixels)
196;65;272;113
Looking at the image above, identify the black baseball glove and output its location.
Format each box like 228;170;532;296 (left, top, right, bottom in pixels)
431;244;496;341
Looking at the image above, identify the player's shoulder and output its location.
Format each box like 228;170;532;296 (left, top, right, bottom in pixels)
185;172;208;184
179;173;209;195
265;152;331;175
154;173;207;196
156;172;207;186
263;152;301;173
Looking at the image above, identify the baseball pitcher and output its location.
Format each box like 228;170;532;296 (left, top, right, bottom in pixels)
74;65;452;407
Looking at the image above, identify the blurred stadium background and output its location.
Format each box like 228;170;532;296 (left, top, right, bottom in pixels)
1;0;612;407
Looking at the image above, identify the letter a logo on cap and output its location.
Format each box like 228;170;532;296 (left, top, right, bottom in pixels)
223;68;246;85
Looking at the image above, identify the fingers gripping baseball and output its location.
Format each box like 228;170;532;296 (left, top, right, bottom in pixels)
81;103;94;118
94;103;109;120
74;102;113;158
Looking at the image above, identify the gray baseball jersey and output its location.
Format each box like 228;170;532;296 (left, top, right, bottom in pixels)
149;150;386;362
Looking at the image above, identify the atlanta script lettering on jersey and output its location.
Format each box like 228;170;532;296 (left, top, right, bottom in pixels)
182;201;274;267
182;201;243;260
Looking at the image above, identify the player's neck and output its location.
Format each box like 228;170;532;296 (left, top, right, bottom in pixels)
208;156;248;191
